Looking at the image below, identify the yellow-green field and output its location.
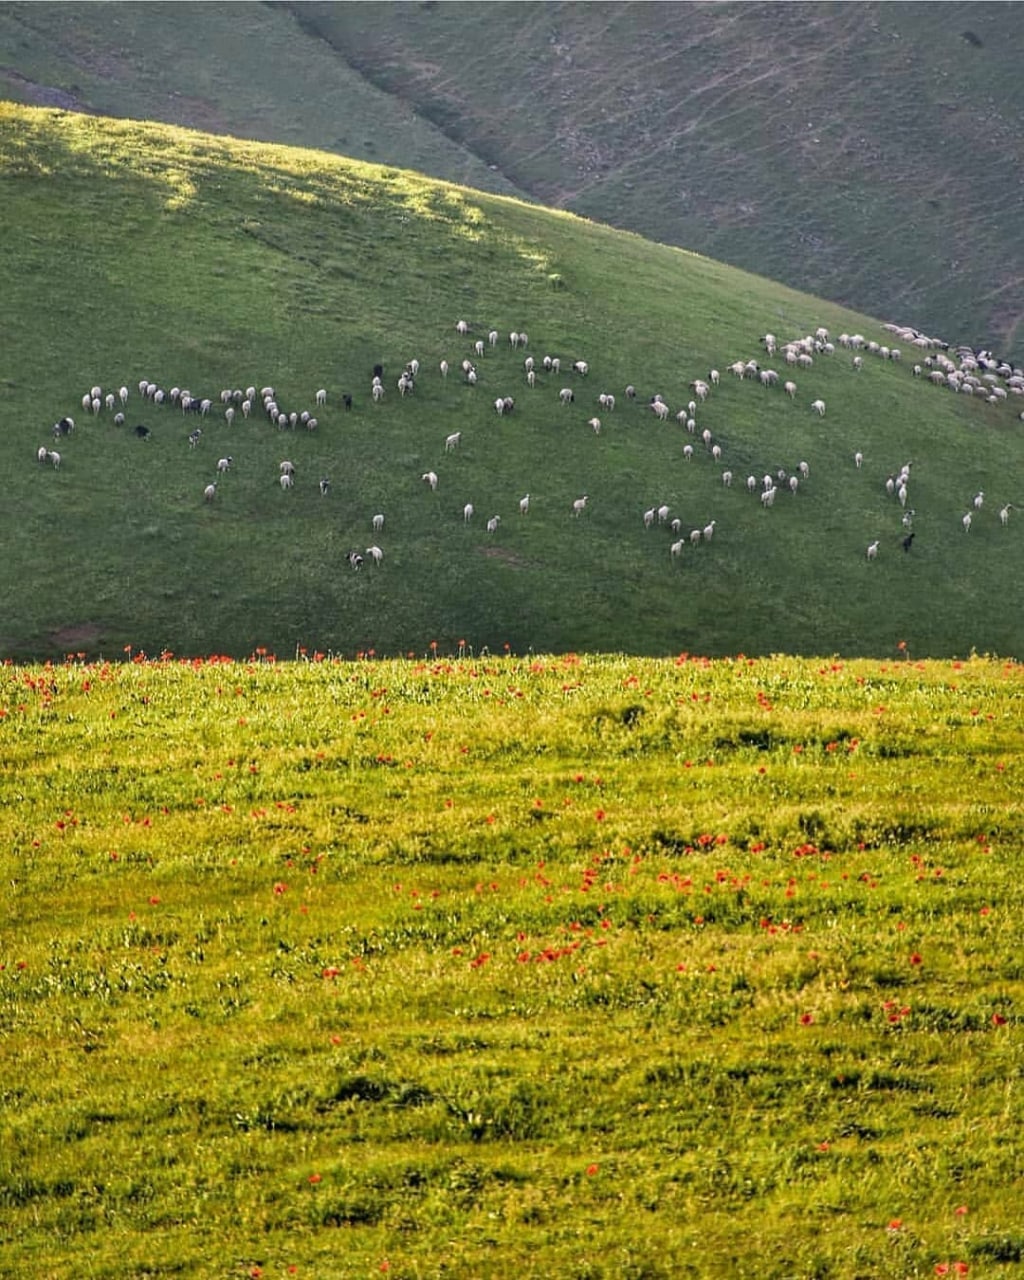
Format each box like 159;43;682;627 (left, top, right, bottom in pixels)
2;652;1021;1277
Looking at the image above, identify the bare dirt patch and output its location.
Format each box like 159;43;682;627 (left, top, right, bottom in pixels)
48;623;103;650
479;546;528;569
0;68;92;113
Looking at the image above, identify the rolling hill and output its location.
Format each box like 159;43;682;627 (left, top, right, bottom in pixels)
2;1;1023;361
1;103;1022;661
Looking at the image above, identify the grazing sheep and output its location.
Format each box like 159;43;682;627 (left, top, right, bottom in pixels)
488;330;499;347
722;470;733;487
599;393;616;411
456;320;469;336
559;388;575;405
188;428;202;449
670;518;682;533
527;369;536;388
224;407;235;427
280;473;293;491
486;515;501;534
316;388;327;406
670;539;685;558
445;431;462;452
746;475;757;493
372;382;385;402
524;356;535;373
320;478;331;497
203;482;217;502
625;385;636;399
690;528;702;546
709;369;720;386
798;461;810;478
467;370;478;385
572;360;589;376
760;487;777;508
422;471;439;491
657;504;670;524
703;519;716;541
463;502;474;522
134;424;150;439
811;399;826;416
372;513;384;533
475;340;486;358
784;381;797;399
650;400;669;421
683;445;694;460
216;456;232;474
572;496;588;517
866;540;879;560
348;551;364;571
789;476;799;494
643;508;656;529
241;399;252;418
854;451;863;469
711;444;722;461
962;512;973;532
37;444;49;464
366;545;383;564
519;494;530;515
280;460;295;476
440;359;449;379
973;491;984;510
1000;503;1013;526
588;417;602;434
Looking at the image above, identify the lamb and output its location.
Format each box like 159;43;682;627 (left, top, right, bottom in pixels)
711;444;722;461
456;320;469;336
722;470;733;487
973;491;984;510
703;519;716;541
588;417;602;434
319;478;331;497
445;431;462;452
203;482;217;502
962;512;972;532
280;460;295;476
760;487;776;508
1000;503;1013;526
784;381;797;399
683;445;693;460
572;360;589;376
463;502;474;522
854;451;863;469
572;496;588;517
789;476;799;494
475;340;486;358
519;494;530;515
866;540;879;560
366;545;384;564
37;444;49;464
422;471;439;491
690;528;702;546
486;515;501;534
224;407;235;427
657;504;670;524
559;388;575;405
488;330;499;347
216;456;232;474
348;551;364;571
280;473;294;491
670;540;685;558
440;360;449;379
643;508;656;529
527;370;536;388
811;399;826;416
105;393;116;412
798;461;810;478
372;513;385;532
316;388;327;406
372;382;385;402
650;400;669;421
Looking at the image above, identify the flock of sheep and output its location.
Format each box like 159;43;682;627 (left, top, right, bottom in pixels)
38;314;1022;574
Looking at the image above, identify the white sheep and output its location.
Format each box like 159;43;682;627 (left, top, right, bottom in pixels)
467;370;478;385
854;451;863;469
643;508;656;529
559;388;575;405
709;369;720;386
519;494;530;515
463;502;474;522
241;399;251;418
316;388;327;406
486;515;501;534
572;496;588;517
524;356;535;373
37;444;49;464
572;360;589;376
280;473;293;491
280;460;295;476
670;518;682;533
670;540;685;558
422;471;439;491
440;359;449;379
798;461;809;478
372;382;385;402
475;340;486;357
488;330;499;347
789;476;799;494
784;381;797;399
527;370;536;388
973;491;984;510
203;482;217;502
761;487;777;508
599;393;616;411
866;540;879;559
746;475;757;493
811;399;826;416
588;417;602;434
651;400;669;421
683;445;693;460
216;456;232;474
225;407;235;427
445;431;462;452
366;545;384;564
722;470;733;487
962;512;973;532
689;528;702;546
372;513;384;532
456;320;469;336
711;444;722;461
1000;503;1013;526
657;504;670;524
703;519;716;541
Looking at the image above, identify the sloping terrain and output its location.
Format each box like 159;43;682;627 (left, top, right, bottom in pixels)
2;1;1022;361
2;104;1022;661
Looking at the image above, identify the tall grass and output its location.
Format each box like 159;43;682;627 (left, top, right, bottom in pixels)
1;651;1022;1277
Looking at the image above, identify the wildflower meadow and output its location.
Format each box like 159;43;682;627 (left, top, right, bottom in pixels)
1;649;1021;1278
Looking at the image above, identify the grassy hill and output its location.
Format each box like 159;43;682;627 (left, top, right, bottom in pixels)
2;103;1023;661
2;2;1023;362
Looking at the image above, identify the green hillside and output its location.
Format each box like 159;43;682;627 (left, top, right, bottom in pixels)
2;1;1023;361
1;104;1022;661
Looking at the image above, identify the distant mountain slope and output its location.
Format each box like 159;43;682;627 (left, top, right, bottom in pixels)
2;105;1022;661
2;3;1022;362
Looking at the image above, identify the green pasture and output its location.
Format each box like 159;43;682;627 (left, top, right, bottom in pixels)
2;105;1022;662
1;652;1022;1277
